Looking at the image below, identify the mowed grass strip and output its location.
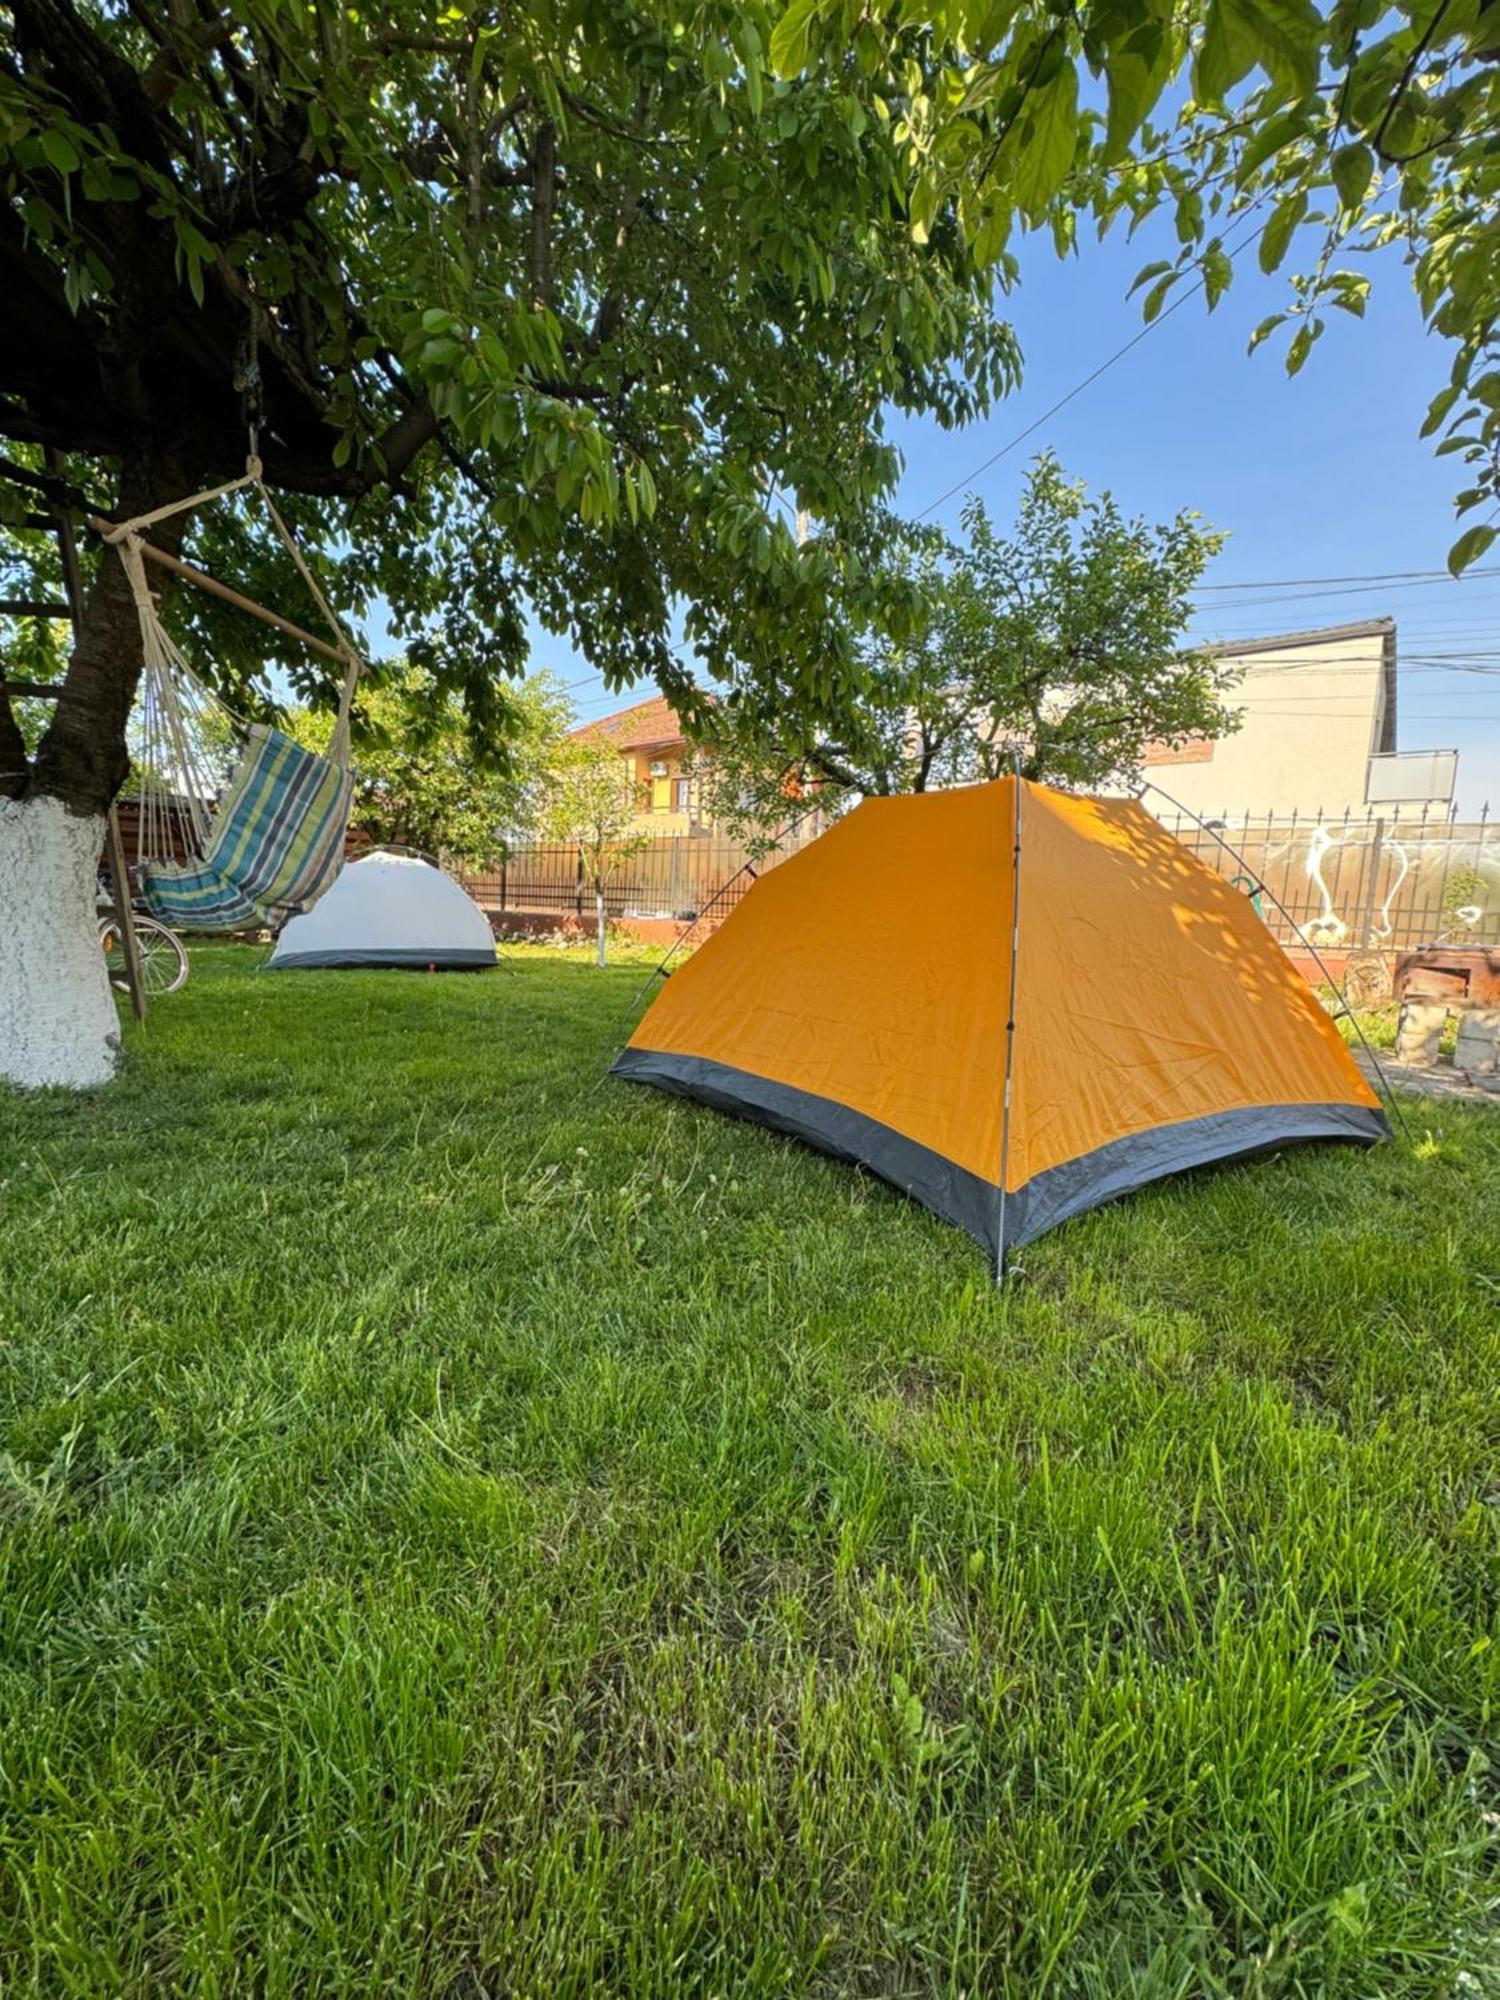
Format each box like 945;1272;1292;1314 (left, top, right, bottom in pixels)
1;946;1497;1998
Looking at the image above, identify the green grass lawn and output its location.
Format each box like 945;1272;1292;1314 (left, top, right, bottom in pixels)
2;947;1498;1998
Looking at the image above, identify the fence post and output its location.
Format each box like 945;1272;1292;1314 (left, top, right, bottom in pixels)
1360;817;1385;948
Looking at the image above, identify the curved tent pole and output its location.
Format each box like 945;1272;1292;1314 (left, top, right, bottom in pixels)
619;780;831;1023
1137;779;1411;1141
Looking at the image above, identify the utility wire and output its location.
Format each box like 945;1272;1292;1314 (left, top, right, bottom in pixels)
1197;565;1500;592
915;214;1266;521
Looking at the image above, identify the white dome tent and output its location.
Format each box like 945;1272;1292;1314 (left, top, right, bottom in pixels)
268;851;497;971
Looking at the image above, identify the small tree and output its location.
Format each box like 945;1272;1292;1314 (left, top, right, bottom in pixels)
541;738;649;968
697;455;1237;830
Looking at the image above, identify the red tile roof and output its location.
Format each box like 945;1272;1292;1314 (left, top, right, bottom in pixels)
571;692;690;752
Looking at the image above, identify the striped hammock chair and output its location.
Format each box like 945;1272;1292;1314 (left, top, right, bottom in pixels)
103;461;363;933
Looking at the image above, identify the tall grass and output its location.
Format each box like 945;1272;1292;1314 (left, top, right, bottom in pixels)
2;947;1497;1996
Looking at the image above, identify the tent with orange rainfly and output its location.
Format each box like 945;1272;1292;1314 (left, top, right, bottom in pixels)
612;778;1387;1272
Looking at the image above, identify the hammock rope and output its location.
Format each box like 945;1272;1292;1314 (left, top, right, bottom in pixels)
100;457;366;929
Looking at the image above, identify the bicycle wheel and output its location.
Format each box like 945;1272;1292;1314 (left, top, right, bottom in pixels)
100;914;190;995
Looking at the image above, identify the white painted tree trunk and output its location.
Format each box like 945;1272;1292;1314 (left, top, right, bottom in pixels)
595;887;607;968
0;796;119;1089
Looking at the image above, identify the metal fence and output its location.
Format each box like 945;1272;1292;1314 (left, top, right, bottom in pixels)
1153;804;1497;952
456;802;1499;954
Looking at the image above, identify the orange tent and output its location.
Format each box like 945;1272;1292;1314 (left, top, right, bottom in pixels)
613;779;1386;1267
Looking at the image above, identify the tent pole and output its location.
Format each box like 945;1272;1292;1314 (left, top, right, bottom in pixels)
995;756;1024;1282
1137;779;1411;1142
619;783;828;1021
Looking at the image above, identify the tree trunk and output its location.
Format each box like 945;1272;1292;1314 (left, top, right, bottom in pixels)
0;794;117;1087
595;886;607;968
1;452;191;1088
33;453;191;814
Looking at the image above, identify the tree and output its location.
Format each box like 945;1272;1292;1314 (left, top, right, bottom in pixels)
287;667;570;869
770;0;1500;574
0;0;1015;1085
697;455;1235;829
539;736;649;968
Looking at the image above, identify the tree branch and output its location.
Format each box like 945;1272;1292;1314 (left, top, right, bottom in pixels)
0;682;30;799
1371;0;1454;160
141;13;237;108
530;118;557;311
0;452;106;516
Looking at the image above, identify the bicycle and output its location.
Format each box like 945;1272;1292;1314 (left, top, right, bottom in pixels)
99;908;190;995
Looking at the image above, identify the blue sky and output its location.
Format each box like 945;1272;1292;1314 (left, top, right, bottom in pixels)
542;206;1500;816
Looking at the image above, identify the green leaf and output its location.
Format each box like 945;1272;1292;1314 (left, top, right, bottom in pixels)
1194;0;1256;102
1238;0;1322;96
1202;242;1233;307
41;128;80;175
1258;190;1307;273
770;0;819;78
908;172;940;245
1330;141;1373;210
1196;0;1321;102
1285;318;1318;375
1329;273;1369;317
1010;64;1078;219
1248;311;1286;351
1102;46;1167;166
1175;189;1204;245
1419;383;1461;437
1234;105;1306;181
1128;258;1174;296
1448;522;1496;575
972;201;1011;267
1141;271;1179;322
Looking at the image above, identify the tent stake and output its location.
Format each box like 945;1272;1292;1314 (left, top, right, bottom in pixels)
995;757;1024;1282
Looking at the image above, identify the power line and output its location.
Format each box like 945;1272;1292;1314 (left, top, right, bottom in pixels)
1197;565;1500;592
1196;575;1500;614
915;215;1267;521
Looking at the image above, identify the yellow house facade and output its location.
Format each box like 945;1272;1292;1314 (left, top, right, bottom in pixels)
571;693;711;835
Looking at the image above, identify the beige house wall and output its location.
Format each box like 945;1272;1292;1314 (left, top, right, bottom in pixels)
1144;625;1395;820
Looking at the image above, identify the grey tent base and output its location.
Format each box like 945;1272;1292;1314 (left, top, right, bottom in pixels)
611;1047;1389;1259
270;947;498;970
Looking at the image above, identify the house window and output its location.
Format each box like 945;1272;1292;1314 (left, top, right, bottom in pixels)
672;777;691;814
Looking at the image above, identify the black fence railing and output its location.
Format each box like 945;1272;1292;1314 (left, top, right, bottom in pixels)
1152;804;1497;952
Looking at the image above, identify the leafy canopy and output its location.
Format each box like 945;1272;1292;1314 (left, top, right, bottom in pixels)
696;454;1235;829
0;0;1016;809
769;0;1500;575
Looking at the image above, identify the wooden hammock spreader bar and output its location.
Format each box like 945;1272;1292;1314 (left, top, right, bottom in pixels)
87;516;350;668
